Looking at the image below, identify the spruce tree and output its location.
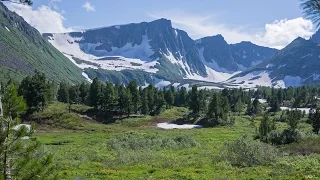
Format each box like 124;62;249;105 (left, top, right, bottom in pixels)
57;82;69;103
259;113;275;141
89;78;101;110
310;108;320;134
68;85;80;113
164;89;174;109
79;82;89;104
141;89;149;115
0;84;57;179
287;110;300;130
127;80;140;114
189;85;200;114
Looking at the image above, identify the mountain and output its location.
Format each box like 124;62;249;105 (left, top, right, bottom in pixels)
196;35;278;73
227;37;320;88
43;18;277;86
0;2;85;83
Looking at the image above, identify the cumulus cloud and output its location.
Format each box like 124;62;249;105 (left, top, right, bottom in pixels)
149;11;314;49
256;18;314;48
3;2;74;33
82;2;95;12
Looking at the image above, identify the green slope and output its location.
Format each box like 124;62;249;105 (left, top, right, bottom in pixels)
0;2;85;83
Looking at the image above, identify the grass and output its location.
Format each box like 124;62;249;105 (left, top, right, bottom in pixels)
31;102;320;179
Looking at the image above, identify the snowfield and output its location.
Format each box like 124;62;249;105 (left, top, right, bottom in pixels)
157;123;203;129
47;33;159;80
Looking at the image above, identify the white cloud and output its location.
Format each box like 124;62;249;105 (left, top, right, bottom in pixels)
3;2;74;33
256;18;314;48
82;2;95;12
149;11;314;49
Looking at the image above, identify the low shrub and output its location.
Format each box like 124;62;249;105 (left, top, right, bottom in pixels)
268;129;303;145
221;136;278;167
107;132;197;151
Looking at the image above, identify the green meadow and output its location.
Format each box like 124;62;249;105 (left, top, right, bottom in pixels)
31;102;320;180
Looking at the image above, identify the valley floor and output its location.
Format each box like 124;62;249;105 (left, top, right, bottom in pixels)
34;102;320;180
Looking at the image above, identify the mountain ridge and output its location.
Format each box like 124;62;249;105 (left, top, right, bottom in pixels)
43;18;277;86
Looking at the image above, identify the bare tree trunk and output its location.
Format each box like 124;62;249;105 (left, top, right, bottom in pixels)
4;153;11;180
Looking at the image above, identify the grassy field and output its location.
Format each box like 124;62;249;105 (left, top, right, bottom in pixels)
32;102;320;180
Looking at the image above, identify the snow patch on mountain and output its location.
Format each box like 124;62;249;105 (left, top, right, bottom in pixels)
5;26;10;32
283;76;303;87
82;72;92;83
48;33;159;74
84;35;154;62
226;71;285;88
153;77;171;89
198;48;233;73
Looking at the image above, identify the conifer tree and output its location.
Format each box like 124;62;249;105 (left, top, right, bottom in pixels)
102;82;115;113
79;82;89;104
309;108;320;134
0;84;57;179
68;85;80;113
57;82;69;103
89;78;101;110
127;80;140;114
287;110;300;130
164;89;174;109
259;113;275;141
189;85;200;114
141;89;149;115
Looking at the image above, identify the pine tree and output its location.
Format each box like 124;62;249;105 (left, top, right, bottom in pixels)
155;90;166;115
89;78;101;110
164;89;174;109
68;85;80;113
178;87;187;107
141;89;149;115
79;82;89;104
259;113;275;141
309;108;320;134
252;98;261;115
207;93;220;119
234;98;243;115
57;82;69;103
127;80;140;114
270;97;280;112
19;71;50;112
287;110;300;130
246;98;253;115
102;82;115;113
0;83;57;179
189;85;200;114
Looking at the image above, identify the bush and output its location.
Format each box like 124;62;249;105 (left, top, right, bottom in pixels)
221;136;278;167
268;129;303;145
107;132;197;151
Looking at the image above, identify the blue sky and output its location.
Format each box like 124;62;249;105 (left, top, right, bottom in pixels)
33;0;303;30
4;0;314;48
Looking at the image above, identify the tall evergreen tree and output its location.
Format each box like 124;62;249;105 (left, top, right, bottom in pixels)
141;89;149;115
259;113;276;141
57;82;69;103
287;110;300;130
89;78;101;110
0;84;57;179
127;80;140;114
189;85;200;114
68;85;80;113
79;82;89;104
309;108;320;134
164;89;174;109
